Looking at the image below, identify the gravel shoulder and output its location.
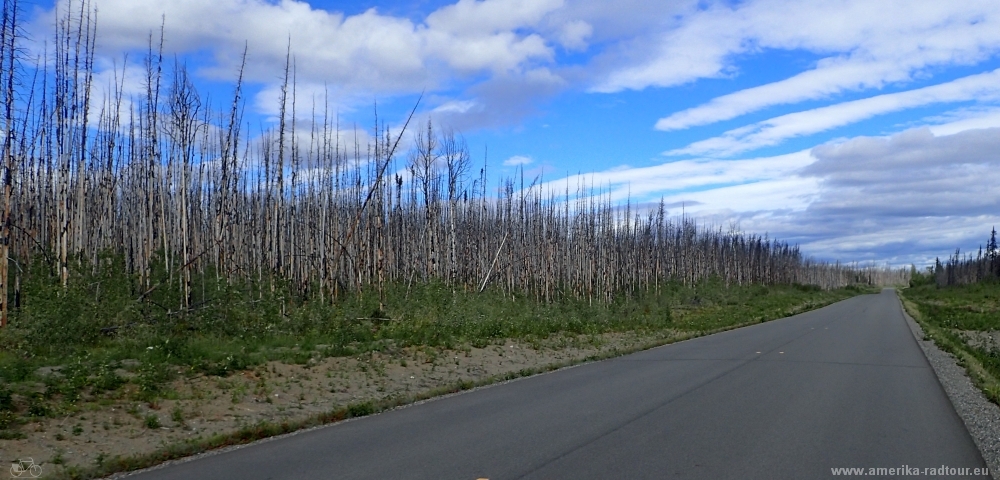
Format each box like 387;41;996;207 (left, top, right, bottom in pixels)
897;292;1000;479
106;290;986;480
0;330;681;477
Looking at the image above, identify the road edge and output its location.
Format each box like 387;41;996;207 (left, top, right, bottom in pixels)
88;295;860;480
894;290;1000;480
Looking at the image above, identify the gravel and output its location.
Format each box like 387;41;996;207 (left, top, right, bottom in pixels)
898;295;1000;479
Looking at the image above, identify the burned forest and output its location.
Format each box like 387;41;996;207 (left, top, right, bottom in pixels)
0;1;907;330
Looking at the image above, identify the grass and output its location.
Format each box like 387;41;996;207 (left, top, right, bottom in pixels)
41;291;866;480
0;253;877;478
898;280;1000;403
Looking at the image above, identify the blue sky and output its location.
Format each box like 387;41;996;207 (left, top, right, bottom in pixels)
23;0;1000;267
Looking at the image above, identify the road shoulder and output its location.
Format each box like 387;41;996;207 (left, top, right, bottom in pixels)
897;292;1000;479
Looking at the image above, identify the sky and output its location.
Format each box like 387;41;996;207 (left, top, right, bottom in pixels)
21;0;1000;267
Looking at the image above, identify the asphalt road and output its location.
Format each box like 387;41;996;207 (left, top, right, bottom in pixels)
126;290;986;479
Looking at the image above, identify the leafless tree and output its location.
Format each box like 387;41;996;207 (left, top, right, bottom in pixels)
0;2;910;329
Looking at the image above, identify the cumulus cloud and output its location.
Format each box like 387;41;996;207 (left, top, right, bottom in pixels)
667;69;1000;157
61;0;561;89
27;0;590;130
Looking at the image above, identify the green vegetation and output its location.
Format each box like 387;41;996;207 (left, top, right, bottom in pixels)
143;414;161;430
899;280;1000;402
0;253;871;442
25;282;867;480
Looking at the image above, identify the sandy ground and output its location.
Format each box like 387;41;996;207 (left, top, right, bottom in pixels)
0;330;677;476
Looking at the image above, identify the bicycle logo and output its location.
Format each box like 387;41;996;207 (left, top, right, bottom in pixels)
9;458;42;478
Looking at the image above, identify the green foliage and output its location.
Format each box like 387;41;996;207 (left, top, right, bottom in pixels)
1;383;24;432
0;429;26;439
144;414;161;429
347;402;375;418
136;361;175;399
171;406;184;424
0;251;864;431
13;254;143;356
27;394;50;418
0;385;14;412
909;265;936;288
0;352;34;382
0;410;14;430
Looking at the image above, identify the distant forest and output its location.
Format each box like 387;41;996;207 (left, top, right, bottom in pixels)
0;1;907;327
919;228;1000;287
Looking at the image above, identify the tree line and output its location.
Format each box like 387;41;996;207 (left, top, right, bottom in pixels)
0;0;908;327
924;228;1000;287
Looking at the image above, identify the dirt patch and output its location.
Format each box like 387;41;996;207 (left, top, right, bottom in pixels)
955;330;1000;351
0;330;676;475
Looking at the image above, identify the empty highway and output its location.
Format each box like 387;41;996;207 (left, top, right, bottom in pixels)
126;290;986;479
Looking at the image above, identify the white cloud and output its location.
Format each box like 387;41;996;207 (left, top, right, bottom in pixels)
925;107;1000;135
656;175;819;217
41;0;1000;141
433;31;553;73
26;0;634;133
590;3;743;93
667;69;1000;157
595;0;1000;128
555;20;592;51
655;58;911;131
534;124;1000;265
425;0;564;37
537;149;815;207
39;0;572;112
503;155;534;166
432;100;478;115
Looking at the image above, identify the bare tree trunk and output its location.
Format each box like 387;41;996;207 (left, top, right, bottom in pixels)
0;0;17;327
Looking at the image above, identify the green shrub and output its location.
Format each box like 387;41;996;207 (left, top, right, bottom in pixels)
0;354;33;382
27;394;50;418
0;410;15;430
144;414;161;429
0;386;13;412
347;402;374;417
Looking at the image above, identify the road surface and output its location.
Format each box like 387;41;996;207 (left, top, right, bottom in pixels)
126;290;986;479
